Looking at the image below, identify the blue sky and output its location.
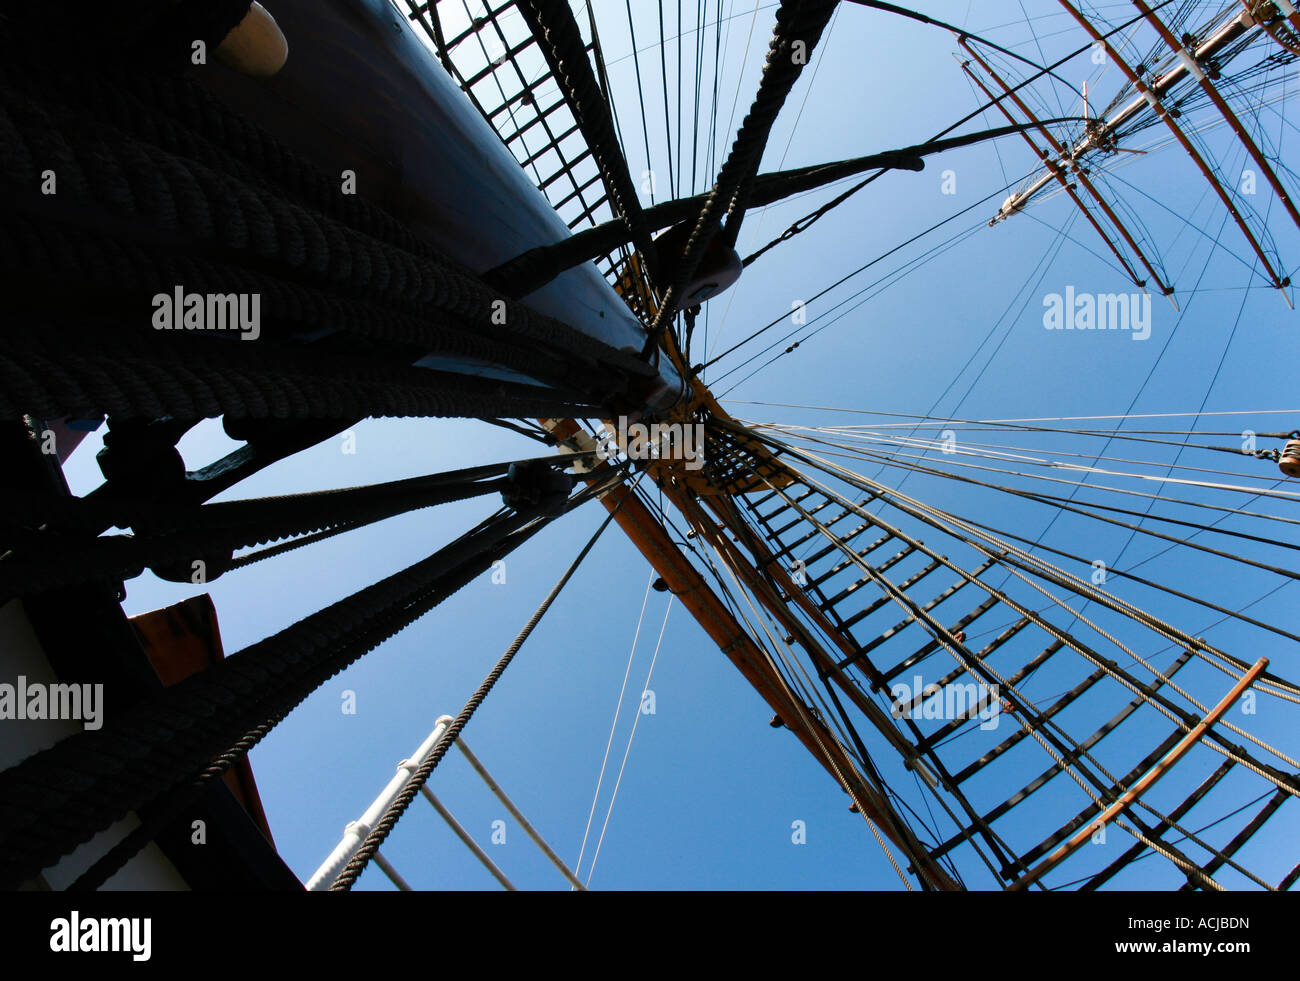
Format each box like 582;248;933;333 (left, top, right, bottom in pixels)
60;0;1300;889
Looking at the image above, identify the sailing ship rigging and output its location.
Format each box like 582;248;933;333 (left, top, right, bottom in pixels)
0;0;1296;892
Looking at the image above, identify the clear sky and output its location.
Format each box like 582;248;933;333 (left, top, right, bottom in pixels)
61;0;1300;890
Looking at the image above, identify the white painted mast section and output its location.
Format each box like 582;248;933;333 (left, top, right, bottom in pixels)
454;737;587;890
373;851;413;891
305;713;455;891
992;9;1256;222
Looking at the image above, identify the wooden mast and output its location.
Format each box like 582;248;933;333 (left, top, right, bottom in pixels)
1058;0;1292;299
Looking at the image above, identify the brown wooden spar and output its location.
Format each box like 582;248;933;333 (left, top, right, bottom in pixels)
672;487;960;890
1246;0;1300;45
540;419;956;888
1009;657;1269;891
1133;0;1300;233
1244;0;1300;54
993;7;1263;236
1058;0;1292;299
996;8;1256;219
958;41;1175;300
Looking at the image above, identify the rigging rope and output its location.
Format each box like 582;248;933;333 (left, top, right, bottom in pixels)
645;0;838;360
734;447;1293;886
328;469;645;889
574;569;656;877
583;596;674;886
738;2;1179;269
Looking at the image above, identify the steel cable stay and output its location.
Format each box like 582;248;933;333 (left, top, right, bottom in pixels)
725;452;1274;889
750;429;1300;535
722;399;1300;427
707;433;1294;888
748;421;1299;492
733;427;1300;731
733;428;1300;691
755;420;1294;450
582;595;673;886
328;466;648;890
717;418;1294;712
573;568;656;879
720;402;1300;468
744;433;1300;590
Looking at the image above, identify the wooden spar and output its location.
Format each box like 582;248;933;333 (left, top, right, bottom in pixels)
995;9;1252;218
1058;0;1291;295
693;491;927;770
1248;0;1300;39
958;44;1173;299
668;486;961;890
1247;0;1300;54
541;421;941;883
1134;0;1300;234
683;476;981;830
1009;657;1269;891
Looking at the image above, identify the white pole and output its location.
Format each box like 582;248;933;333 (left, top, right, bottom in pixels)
419;786;517;890
455;738;586;890
305;714;455;891
373;850;413;891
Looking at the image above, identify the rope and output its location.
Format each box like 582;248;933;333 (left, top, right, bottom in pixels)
328;470;644;889
756;433;1300;782
0;47;654;423
574;569;656;877
513;0;661;288
583;596;673;885
645;0;838;358
0;496;570;887
738;455;1269;888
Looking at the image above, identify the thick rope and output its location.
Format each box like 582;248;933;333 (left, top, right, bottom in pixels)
645;0;838;357
0;51;654;422
0;501;565;887
328;470;640;889
514;0;661;288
